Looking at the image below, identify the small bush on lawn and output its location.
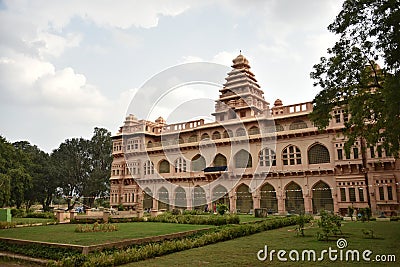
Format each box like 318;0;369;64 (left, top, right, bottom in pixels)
10;208;25;218
70;218;104;224
108;217;144;223
317;210;343;241
182;210;210;215
75;222;118;233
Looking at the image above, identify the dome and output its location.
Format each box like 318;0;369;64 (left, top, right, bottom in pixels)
155;116;166;124
232;53;250;69
274;99;283;106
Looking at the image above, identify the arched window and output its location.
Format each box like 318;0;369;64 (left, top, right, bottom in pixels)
289;120;308;130
259;148;276;167
213;154;227;167
248;126;260;135
275;124;284;132
147;141;153;148
282;145;301;165
144;160;154;175
201;133;210;140
174;157;187;173
235;149;252;168
236;128;246;137
308;144;330;164
191;154;206;172
212;131;221;140
188;135;197;143
158;160;170;173
223;129;233;138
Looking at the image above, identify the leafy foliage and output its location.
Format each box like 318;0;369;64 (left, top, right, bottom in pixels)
75;222;118;233
310;0;400;156
216;203;228;215
147;213;240;225
317;210;343;241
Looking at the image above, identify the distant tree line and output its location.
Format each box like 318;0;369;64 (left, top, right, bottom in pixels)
0;127;112;211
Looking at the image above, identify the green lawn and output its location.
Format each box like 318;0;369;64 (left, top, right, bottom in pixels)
124;221;400;266
0;222;212;246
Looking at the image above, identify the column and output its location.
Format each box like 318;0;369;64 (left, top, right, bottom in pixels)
252;191;260;209
229;191;236;213
278;190;285;215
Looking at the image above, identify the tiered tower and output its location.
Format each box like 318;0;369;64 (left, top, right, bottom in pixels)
212;53;269;122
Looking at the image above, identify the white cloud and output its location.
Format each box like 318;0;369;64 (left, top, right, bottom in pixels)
34;32;83;58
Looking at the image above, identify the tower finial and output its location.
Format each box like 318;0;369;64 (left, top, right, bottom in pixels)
239;50;242;55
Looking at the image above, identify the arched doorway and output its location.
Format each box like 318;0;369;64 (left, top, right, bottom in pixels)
143;188;153;211
191;154;206;172
312;181;334;213
192;186;206;210
212;184;229;209
174;187;187;208
260;183;277;213
158;187;170;211
236;184;253;213
285;182;304;214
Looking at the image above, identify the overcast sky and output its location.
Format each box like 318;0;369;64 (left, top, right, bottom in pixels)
0;0;344;153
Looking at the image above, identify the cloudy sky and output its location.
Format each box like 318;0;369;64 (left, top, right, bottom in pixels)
0;0;344;153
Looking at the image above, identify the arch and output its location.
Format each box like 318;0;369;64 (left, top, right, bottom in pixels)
201;133;210;140
147;141;153;148
236;127;246;137
188;134;197;143
236;184;253;213
248;126;260;135
213;153;227;167
212;131;221;140
191;154;206;172
174;157;187;173
144;160;154;175
234;149;252;168
285;182;304;214
174;187;187;208
275;124;284;132
289;120;308;130
259;148;276;167
158;159;170;173
282;145;301;165
157;187;170;210
212;185;229;209
223;129;233;138
308;143;330;164
312;181;333;213
192;186;206;209
143;188;153;210
260;183;277;213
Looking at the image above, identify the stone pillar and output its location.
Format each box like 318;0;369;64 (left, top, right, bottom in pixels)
103;211;110;223
152;198;158;211
332;189;339;214
229;191;236;213
278;191;285;215
252;191;260;210
69;211;77;221
304;194;313;214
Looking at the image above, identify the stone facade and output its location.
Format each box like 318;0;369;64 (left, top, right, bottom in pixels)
110;54;399;216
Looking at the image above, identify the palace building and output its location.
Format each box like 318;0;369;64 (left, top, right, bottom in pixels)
110;54;399;216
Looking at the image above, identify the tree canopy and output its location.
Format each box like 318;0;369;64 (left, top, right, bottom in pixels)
310;0;400;156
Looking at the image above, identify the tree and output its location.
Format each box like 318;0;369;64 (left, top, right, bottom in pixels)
52;138;91;210
82;127;112;208
310;0;400;156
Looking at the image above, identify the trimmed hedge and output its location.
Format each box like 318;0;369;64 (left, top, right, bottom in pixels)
54;216;306;266
146;213;240;225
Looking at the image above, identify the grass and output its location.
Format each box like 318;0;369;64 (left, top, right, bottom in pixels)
124;221;400;266
238;214;279;223
0;222;212;246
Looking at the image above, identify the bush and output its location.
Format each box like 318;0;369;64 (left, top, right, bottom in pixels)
146;213;240;226
0;221;17;229
10;208;25;218
75;222;118;233
26;212;56;220
216;204;228;215
182;210;209;215
317;210;342;241
70;218;104;224
108;217;144;223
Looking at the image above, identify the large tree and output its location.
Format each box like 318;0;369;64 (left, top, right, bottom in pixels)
310;0;400;156
82;127;112;208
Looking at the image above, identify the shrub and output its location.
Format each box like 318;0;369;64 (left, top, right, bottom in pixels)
26;212;56;220
75;222;118;233
0;221;17;229
317;210;342;241
146;213;240;226
108;217;144;223
216;204;228;215
70;218;104;224
10;208;25;218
